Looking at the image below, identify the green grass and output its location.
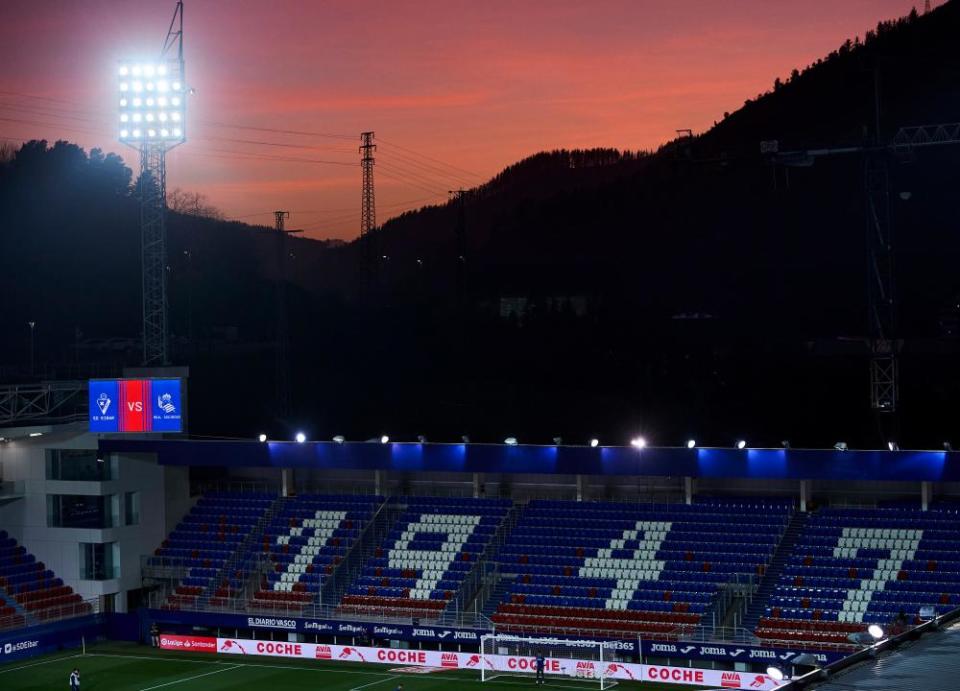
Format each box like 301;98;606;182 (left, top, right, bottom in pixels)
0;642;713;691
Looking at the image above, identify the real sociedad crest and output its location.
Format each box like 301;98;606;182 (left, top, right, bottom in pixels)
157;392;176;414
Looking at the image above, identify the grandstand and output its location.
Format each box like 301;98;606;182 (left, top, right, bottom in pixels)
4;430;960;690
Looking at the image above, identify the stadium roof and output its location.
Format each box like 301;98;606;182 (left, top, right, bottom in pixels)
810;624;960;691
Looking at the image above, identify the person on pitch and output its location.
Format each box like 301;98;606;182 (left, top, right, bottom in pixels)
69;668;80;691
535;653;546;684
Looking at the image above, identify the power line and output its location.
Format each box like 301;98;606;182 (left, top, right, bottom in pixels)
377;136;482;179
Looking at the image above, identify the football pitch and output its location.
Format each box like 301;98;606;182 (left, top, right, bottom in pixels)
0;642;713;690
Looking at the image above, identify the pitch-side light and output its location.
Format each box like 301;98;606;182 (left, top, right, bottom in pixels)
589;438;599;448
332;435;345;444
686;439;696;449
630;437;646;449
295;432;306;443
736;440;747;450
867;624;884;640
258;433;267;443
504;437;518;446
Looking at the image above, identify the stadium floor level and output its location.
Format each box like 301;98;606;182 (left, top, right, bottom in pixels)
0;641;706;690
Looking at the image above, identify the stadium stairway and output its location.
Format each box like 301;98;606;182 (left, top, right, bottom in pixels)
153;491;276;610
755;506;960;649
448;500;524;627
741;510;809;632
338;496;511;621
201;494;285;608
490;499;791;640
248;494;384;613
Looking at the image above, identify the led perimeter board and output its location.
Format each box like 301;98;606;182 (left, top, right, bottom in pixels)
89;378;184;433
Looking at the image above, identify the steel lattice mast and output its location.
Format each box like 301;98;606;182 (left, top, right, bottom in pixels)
121;1;186;365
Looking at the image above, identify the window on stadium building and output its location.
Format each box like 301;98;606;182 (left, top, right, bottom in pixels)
47;494;120;528
80;542;119;580
46;449;117;481
124;491;140;526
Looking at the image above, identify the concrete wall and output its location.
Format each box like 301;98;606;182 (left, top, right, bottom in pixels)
0;425;189;612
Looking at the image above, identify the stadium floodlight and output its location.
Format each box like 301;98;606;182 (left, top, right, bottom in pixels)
258;433;267;443
332;435;345;444
295;432;306;443
630;436;647;449
96;456;105;464
589;438;599;448
552;436;563;445
380;435;390;444
834;442;848;451
736;439;747;449
888;441;899;451
504;437;518;446
765;666;784;681
28;432;43;437
118;60;186;145
417;435;427;443
867;624;885;640
686;439;696;449
781;440;791;449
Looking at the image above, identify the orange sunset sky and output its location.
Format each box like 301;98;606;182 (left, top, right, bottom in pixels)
0;0;928;239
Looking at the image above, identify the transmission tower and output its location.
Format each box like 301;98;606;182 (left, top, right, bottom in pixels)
360;132;377;236
121;1;185;365
271;211;300;418
450;188;467;305
359;132;377;292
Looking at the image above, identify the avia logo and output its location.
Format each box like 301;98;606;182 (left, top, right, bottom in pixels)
721;672;742;688
157;392;176;413
315;645;332;659
96;393;111;414
220;640;246;654
440;653;459;669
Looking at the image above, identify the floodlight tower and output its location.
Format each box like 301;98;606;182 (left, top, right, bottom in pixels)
118;1;186;365
359;132;377;293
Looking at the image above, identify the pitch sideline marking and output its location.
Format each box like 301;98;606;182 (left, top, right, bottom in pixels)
0;653;83;675
137;663;242;690
85;652;611;689
349;674;400;691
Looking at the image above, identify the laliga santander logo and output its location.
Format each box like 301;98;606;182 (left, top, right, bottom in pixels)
339;647;366;662
315;645;332;660
441;653;459;669
605;663;635;680
465;654;494;669
220;640;247;655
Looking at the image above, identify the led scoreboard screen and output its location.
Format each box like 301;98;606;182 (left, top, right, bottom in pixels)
89;378;183;433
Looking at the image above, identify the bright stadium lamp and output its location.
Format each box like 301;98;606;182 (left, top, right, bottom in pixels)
380;435;390;444
295;432;306;444
504;437;518;446
630;436;646;449
834;442;848;451
257;433;267;443
736;439;747;449
888;441;899;451
686;439;696;449
552;436;563;445
867;624;884;640
766;666;784;681
332;435;345;444
589;438;599;448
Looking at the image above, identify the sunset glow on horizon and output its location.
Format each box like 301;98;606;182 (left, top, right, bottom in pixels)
1;0;925;239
